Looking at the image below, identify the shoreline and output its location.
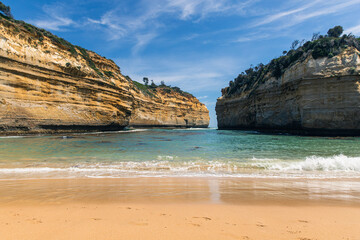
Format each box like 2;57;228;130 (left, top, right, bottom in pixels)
0;126;210;137
0;177;359;206
216;126;360;137
3;126;360;137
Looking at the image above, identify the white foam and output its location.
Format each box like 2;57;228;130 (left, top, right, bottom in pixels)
157;155;175;160
1;155;360;180
0;129;148;139
78;129;148;135
0;136;25;139
173;128;216;131
256;155;360;172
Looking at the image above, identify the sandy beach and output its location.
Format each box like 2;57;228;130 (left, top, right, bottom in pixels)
1;1;360;239
1;202;360;240
0;178;359;240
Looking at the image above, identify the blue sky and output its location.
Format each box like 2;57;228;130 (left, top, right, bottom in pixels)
6;0;360;127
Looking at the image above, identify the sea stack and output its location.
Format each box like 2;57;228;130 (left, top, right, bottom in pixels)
216;29;360;135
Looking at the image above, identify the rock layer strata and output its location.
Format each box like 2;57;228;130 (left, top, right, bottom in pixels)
129;87;209;128
0;17;209;134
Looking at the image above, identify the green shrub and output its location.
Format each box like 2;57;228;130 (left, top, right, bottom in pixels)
327;26;343;38
0;2;12;18
104;71;114;77
132;81;154;97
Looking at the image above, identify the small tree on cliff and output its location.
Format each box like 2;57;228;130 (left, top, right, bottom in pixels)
0;2;13;18
150;80;157;88
311;32;320;41
327;26;343;38
291;40;300;50
143;77;149;86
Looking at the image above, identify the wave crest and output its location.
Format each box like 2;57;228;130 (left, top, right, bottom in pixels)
254;155;360;172
0;155;360;179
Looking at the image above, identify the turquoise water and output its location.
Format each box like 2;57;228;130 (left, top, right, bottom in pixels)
0;129;360;179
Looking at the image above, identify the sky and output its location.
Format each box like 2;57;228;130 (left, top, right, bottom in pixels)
5;0;360;127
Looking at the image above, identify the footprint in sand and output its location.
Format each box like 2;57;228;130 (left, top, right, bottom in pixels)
26;218;42;224
192;217;212;221
92;218;102;221
191;223;201;227
298;220;309;223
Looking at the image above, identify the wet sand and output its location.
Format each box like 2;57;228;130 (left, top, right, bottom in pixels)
0;178;359;240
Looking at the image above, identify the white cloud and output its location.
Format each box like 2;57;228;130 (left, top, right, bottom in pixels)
86;0;259;54
183;33;200;41
132;32;158;54
29;5;75;31
167;0;257;20
31;16;74;31
197;96;208;100
252;1;318;27
235;32;270;42
346;24;360;35
253;0;360;29
291;0;360;25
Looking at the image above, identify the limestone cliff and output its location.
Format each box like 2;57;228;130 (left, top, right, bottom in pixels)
216;38;360;135
129;85;209;128
0;15;209;134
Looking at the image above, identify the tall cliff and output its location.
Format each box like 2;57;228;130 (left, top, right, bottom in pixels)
0;15;209;134
216;31;360;135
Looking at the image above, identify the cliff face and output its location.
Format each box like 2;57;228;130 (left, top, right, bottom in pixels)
0;17;209;134
130;87;209;128
216;47;360;135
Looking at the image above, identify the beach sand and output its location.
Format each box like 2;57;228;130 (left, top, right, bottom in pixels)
0;178;359;240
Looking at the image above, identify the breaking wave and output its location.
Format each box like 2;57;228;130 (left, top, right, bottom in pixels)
254;154;360;172
0;155;359;180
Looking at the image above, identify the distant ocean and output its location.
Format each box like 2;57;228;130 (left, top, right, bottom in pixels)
0;129;360;180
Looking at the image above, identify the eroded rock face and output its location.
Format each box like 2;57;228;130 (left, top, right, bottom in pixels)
216;48;360;135
130;88;209;128
0;18;209;134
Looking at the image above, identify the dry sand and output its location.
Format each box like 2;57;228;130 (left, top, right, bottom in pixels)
0;178;359;240
1;203;359;240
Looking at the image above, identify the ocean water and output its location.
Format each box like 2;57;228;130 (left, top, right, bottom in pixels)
0;128;360;180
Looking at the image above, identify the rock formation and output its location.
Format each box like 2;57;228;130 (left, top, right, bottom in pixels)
0;15;209;134
216;33;360;135
129;86;209;128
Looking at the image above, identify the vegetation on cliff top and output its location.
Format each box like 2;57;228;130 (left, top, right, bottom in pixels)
222;26;360;98
0;1;12;18
127;76;194;99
